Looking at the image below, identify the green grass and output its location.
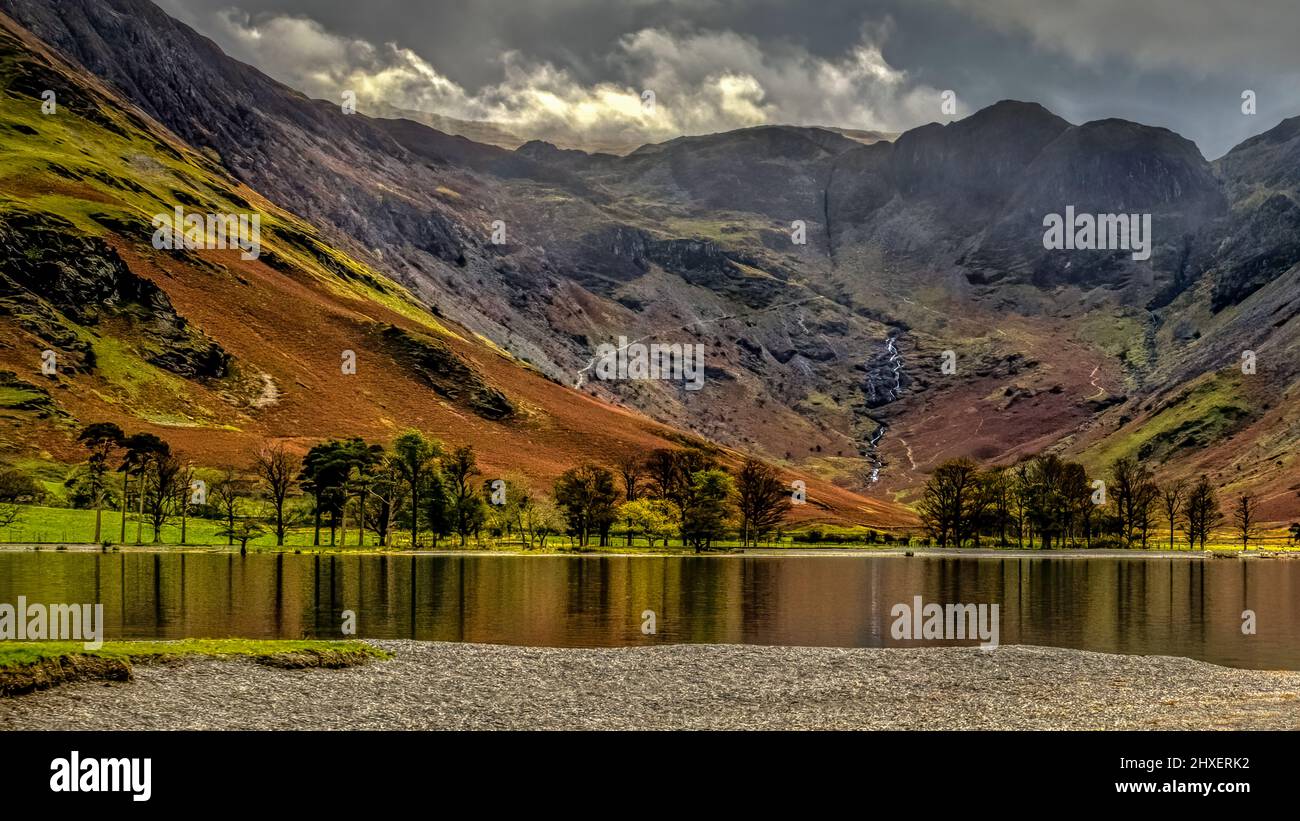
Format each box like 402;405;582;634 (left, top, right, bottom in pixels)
2;504;1291;553
0;386;44;407
0;639;389;669
1083;371;1251;469
660;213;768;244
1073;310;1155;375
0;504;294;546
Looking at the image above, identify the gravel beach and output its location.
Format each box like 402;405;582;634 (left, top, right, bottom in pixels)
3;642;1298;730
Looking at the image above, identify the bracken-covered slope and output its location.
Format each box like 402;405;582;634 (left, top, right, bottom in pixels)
0;10;911;528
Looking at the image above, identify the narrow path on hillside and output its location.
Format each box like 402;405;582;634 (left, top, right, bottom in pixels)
1086;365;1107;402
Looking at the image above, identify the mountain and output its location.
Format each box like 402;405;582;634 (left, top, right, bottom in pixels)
363;100;662;156
362;101;532;152
3;0;1298;521
0;7;905;528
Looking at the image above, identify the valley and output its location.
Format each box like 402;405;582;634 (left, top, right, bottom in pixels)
0;0;1297;526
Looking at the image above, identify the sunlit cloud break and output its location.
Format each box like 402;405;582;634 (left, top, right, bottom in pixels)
206;9;952;144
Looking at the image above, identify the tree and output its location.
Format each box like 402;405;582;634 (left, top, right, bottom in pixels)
369;459;404;547
1009;461;1032;547
0;467;43;503
485;473;530;543
1108;456;1155;547
616;452;644;501
965;469;999;548
617;498;680;548
76;422;124;543
644;448;716;510
554;463;620;547
218;518;265;554
299;440;363;546
987;467;1013;546
121;433;170;544
1133;478;1160;549
336;440;384;547
644;449;680;501
680;469;735;552
423;471;453;547
1232;493;1260;550
615;452;645;545
1290;522;1300;546
209;468;251;547
735;458;790;547
917;458;981;547
1161;479;1188;551
1183;476;1222;550
1059;462;1092;548
392;430;442;548
1023;454;1071;549
443;445;486;547
143;451;182;542
520;495;566;548
253;443;299;546
176;459;196;545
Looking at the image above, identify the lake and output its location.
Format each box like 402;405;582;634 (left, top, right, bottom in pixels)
1;551;1296;669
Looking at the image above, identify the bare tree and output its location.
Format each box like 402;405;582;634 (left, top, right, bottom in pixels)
144;452;182;543
1133;479;1160;549
1183;476;1221;550
616;452;645;546
1109;456;1151;547
176;459;196;545
253;444;300;546
210;468;251;547
616;452;644;501
735;458;791;548
1161;479;1187;551
1232;493;1260;550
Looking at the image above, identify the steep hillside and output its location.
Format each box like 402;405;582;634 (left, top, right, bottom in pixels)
0;11;909;528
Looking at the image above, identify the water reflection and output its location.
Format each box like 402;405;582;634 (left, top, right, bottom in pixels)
0;552;1295;669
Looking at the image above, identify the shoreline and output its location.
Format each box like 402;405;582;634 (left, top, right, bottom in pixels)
1;543;1293;559
3;641;1297;730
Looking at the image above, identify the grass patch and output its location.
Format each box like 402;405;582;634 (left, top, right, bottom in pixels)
1083;371;1252;468
0;638;388;669
1075;311;1151;373
0;639;388;696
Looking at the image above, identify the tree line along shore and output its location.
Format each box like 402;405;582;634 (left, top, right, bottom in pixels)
0;423;1294;552
1;423;798;552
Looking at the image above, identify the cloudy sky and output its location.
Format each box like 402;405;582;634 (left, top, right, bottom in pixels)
158;0;1300;158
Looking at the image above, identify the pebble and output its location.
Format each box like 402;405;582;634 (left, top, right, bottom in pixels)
2;642;1298;730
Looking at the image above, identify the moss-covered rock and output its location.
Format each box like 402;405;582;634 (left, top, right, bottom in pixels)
374;323;514;421
0;210;231;380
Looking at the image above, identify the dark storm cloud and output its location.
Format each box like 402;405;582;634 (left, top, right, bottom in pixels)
157;0;1300;157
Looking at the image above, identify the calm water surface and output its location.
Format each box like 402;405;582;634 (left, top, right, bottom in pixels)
1;552;1296;669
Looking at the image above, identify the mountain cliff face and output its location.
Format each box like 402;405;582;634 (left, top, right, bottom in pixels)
3;0;1297;519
